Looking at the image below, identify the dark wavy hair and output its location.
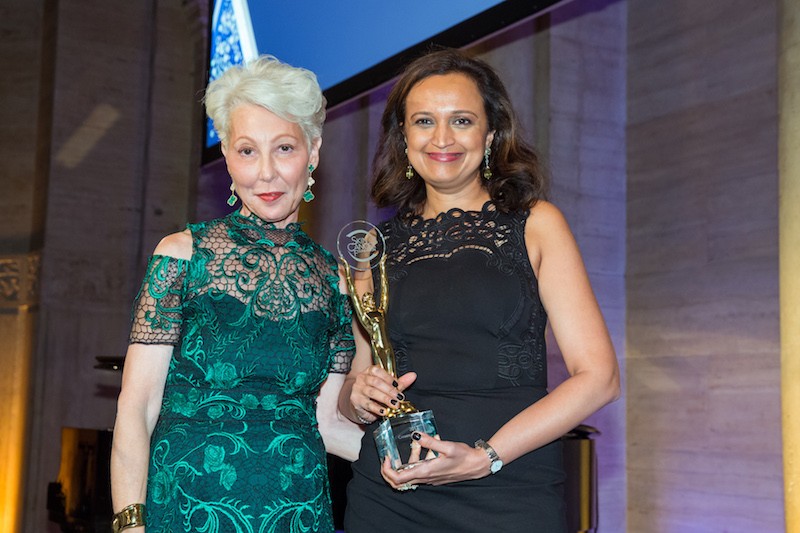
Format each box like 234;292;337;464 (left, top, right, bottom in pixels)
371;48;548;214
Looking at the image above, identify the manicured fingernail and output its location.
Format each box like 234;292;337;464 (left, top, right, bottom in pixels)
391;399;398;405
392;380;398;387
379;408;385;415
412;432;421;441
397;393;405;401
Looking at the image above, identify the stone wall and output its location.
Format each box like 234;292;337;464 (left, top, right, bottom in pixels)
626;1;783;530
14;1;208;531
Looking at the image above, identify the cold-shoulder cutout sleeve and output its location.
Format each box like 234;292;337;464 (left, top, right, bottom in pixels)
153;229;192;260
128;254;188;346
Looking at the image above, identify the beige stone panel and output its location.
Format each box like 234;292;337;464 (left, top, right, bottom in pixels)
628;0;776;125
707;389;782;455
629;127;775;267
628;93;775;181
629;474;784;532
709;351;784;392
628;356;710;445
627;256;778;304
627;472;783;524
627;301;778;360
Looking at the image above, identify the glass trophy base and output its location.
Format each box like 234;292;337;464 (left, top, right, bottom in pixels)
373;410;438;470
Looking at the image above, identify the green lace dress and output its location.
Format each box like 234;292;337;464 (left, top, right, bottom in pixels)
128;210;354;533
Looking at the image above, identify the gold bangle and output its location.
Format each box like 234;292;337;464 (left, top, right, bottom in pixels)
111;503;146;533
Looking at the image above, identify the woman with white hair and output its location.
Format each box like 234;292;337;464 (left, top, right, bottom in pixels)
110;55;362;533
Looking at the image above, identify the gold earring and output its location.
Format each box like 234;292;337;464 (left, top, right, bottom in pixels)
483;147;492;180
405;147;414;180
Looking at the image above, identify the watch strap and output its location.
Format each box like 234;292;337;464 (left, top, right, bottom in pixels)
474;439;503;473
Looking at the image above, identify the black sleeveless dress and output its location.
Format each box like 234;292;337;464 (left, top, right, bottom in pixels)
344;202;567;533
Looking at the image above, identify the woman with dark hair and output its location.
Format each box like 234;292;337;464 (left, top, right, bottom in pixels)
371;48;548;215
339;48;620;532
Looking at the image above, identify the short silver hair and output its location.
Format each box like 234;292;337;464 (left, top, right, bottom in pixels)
204;55;326;148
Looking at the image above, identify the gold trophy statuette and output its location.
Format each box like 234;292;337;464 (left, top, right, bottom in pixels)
342;256;416;418
337;221;438;470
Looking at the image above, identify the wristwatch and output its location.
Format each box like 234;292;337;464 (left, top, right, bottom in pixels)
474;439;503;474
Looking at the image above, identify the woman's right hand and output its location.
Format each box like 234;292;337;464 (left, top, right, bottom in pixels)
349;366;416;424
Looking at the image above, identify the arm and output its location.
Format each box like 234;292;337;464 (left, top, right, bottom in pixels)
382;201;619;487
316;373;364;461
110;344;172;512
110;231;191;514
486;201;619;462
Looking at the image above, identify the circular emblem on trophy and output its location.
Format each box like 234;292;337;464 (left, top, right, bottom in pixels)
336;220;386;272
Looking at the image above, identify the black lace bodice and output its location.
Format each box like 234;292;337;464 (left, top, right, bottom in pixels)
379;201;548;390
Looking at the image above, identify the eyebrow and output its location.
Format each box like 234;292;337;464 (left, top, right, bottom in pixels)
231;133;302;143
408;109;480;118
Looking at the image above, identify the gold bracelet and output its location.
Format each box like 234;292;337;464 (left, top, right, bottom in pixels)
111;503;146;533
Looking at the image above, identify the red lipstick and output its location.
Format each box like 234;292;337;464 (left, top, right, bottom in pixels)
427;152;462;162
258;192;283;202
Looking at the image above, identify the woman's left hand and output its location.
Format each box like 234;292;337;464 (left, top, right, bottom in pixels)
380;433;491;490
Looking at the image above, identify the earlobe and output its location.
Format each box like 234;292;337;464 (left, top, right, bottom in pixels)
310;137;322;168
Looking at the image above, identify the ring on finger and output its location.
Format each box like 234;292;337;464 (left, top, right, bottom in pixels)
356;415;371;425
397;483;418;492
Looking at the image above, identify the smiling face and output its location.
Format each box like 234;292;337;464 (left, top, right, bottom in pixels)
222;103;320;227
403;73;494;195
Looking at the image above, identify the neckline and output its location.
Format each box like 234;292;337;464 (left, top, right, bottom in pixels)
403;200;496;226
230;209;304;233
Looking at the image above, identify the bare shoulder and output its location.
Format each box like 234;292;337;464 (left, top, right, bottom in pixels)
153;230;192;260
524;201;578;276
525;200;576;250
526;200;571;237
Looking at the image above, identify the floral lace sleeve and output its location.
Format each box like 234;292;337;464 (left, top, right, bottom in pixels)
129;255;188;345
328;292;355;374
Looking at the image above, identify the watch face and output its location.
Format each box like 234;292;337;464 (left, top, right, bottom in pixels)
490;460;503;474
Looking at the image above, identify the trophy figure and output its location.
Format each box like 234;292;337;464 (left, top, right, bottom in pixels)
337;221;438;470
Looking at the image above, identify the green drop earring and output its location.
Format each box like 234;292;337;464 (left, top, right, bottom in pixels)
303;164;316;202
227;182;238;206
